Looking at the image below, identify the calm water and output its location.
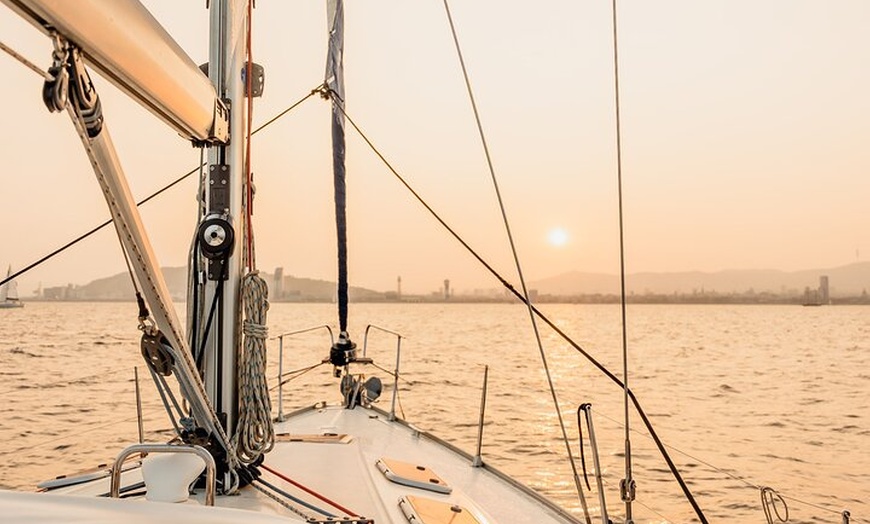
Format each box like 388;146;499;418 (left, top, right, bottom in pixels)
0;302;867;523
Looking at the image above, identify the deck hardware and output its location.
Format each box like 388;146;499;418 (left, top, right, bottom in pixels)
398;496;482;524
472;365;489;467
134;367;144;445
275;325;335;421
760;486;788;523
578;403;610;524
110;443;216;506
140;331;175;376
362;324;404;420
376;458;451;494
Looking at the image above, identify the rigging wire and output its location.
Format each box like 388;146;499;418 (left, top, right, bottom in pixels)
609;1;636;521
243;0;256;271
0;367;130;397
270;362;327;390
0;87;320;290
331;101;708;523
439;2;591;521
0;408;167;457
0;39;53;80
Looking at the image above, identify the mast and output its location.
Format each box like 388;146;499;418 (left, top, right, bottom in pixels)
193;0;248;441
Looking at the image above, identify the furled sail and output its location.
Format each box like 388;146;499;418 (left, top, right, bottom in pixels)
326;0;349;334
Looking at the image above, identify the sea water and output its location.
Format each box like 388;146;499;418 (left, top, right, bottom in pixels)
0;302;867;523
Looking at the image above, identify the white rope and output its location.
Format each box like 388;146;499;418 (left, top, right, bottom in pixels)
234;270;275;463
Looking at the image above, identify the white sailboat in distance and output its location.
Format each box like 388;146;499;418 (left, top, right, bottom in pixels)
0;265;24;308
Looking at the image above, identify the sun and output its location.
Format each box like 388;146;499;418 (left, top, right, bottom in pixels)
547;227;569;247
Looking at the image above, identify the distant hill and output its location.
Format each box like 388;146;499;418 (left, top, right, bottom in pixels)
531;262;870;297
71;267;383;302
63;262;870;301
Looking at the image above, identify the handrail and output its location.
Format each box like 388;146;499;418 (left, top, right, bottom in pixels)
275;325;335;421
363;324;404;420
110;443;216;506
273;324;335;343
362;324;404;357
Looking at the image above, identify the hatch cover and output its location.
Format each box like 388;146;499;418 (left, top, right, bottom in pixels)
398;496;483;524
376;458;452;494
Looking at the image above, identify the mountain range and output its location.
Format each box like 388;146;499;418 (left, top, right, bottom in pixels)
48;262;870;300
530;262;870;297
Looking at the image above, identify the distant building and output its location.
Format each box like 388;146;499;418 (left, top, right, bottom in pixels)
819;275;830;304
443;279;450;300
43;284;77;300
273;267;284;299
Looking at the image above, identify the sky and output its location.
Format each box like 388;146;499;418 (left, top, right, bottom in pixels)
1;1;868;296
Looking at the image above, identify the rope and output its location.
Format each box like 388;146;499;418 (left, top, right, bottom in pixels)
233;271;274;464
0;39;53;80
440;2;591;522
761;486;789;523
248;479;318;521
261;463;359;517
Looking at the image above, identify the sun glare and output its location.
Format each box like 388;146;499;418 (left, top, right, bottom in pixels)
547;228;569;247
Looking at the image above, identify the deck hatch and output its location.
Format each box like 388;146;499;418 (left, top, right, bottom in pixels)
376;458;452;494
398;496;483;524
274;433;352;444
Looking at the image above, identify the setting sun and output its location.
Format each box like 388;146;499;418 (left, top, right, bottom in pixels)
547;227;569;247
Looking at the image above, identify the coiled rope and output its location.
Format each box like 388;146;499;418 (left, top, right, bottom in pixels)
234;270;274;464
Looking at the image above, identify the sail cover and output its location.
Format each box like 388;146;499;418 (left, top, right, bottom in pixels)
326;0;349;333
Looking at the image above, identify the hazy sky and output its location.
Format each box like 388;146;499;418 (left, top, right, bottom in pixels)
1;1;868;295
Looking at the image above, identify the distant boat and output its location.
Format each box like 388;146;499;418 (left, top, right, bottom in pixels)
0;265;24;309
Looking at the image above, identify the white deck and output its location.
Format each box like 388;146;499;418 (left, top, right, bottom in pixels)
5;403;581;523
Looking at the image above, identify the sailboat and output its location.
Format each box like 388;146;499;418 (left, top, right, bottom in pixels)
0;0;602;522
0;1;863;524
0;265;24;308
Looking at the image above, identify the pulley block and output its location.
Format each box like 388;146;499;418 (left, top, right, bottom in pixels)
141;331;175;376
